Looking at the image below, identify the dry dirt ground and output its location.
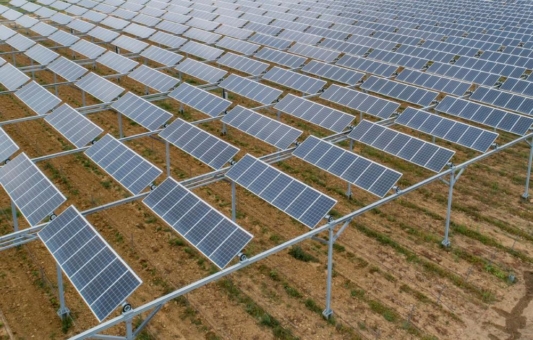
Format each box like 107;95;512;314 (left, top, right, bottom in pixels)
0;23;532;340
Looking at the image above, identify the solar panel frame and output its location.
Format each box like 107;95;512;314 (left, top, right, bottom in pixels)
262;67;326;94
141;45;184;66
45;104;103;147
15;81;62;115
38;205;142;322
111;92;173;131
112;35;149;54
302;60;364;86
0;152;66;226
70;39;106;59
24;44;59;65
6;33;35;51
222;106;302;149
75;72;125;103
217;53;269;76
180;40;224;61
0;127;19;162
97;51;139;74
143;177;253;268
225;154;337;229
254;48;306;70
293;136;402;197
215;36;260;56
128;65;179;93
219;74;282;105
159;118;239;169
47;56;88;82
85;134;162;194
175;58;227;84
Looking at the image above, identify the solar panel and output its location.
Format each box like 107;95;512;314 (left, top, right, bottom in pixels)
361;76;439;107
30;22;57;37
132;13;161;27
216;36;260;56
214;24;253;40
112;35;149;54
82;9;106;22
470;86;532;115
169;83;231;117
0;63;29;91
0;25;17;41
128;65;179;93
123;23;156;39
97;51;139;74
155;20;189;35
38;206;142;322
248;32;293;50
321;85;400;119
48;30;79;47
48;57;88;82
159;118;239;169
2;8;23;19
217;53;268;76
148;31;187;49
293;136;402;197
183;27;221;45
85;134;162;194
219;74;282;105
0;153;66;226
349;120;455;173
15;15;39;28
111;92;172;131
288;43;341;63
76;73;125;103
67;18;95;33
15;81;61;115
226;154;337;229
180;41;224;61
175;58;227;84
101;16;129;30
395;69;471;96
254;47;306;69
435;96;533;136
222;106;302;149
34;6;56;18
0;127;18;162
6;34;35;51
263;67;326;94
24;44;59;65
396;108;498;152
143;177;253;268
70;39;106;59
187;16;219;31
141;46;184;66
301;61;364;86
45;104;103;147
274;94;353;133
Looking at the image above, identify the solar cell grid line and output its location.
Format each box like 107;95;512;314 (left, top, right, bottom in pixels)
112;34;149;53
96;51;139;74
396;107;498;152
254;47;306;69
75;72;125;103
216;52;269;76
141;45;183;66
435;96;533;135
348;120;455;173
320;84;400;119
288;43;341;63
6;33;35;51
37;205;142;322
30;21;57;37
0;152;66;226
47;56;88;82
215;36;260;56
301;60;364;86
70;39;106;60
225;154;337;229
15;81;62;115
247;33;293;50
175;58;227;84
159;118;239;169
361;76;439;107
45;103;103;147
128;65;178;93
24;44;59;65
0;127;19;162
293;136;402;197
148;31;187;49
263;67;326;94
222;105;302;149
169;83;231;117
85;134;162;194
143;177;253;268
274;94;354;133
180;40;224;61
219;74;282;105
111;92;172;131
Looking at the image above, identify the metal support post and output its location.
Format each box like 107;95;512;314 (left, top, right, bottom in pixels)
359;110;363;123
442;169;456;247
118;113;124;138
53;73;58;96
125;316;133;340
323;226;334;319
11;201;18;232
222;122;227;135
277;110;281;121
347;139;354;198
11;48;15;66
82;90;86;106
522;138;533;199
132;305;163;338
56;263;70;319
165;141;171;177
30;59;35;80
231;181;236;222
